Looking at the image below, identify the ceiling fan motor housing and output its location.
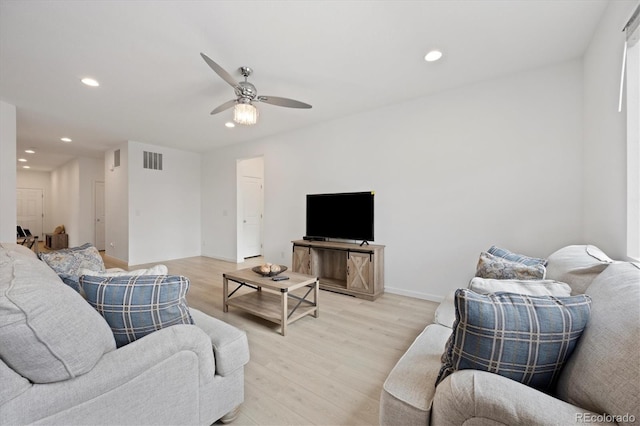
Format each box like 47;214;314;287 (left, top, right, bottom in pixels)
236;81;257;100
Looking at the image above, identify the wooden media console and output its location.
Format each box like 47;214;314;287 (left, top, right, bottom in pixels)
291;240;385;301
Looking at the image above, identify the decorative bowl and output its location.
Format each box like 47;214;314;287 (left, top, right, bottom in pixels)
252;265;288;277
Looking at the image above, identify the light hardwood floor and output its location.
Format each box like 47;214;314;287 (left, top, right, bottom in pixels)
104;254;438;426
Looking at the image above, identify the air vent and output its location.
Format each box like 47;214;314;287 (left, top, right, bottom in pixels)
143;151;163;171
114;149;120;168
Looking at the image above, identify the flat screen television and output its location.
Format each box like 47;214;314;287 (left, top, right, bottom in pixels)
305;191;374;242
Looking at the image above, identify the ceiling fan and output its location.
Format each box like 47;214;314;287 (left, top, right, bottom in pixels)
200;53;312;126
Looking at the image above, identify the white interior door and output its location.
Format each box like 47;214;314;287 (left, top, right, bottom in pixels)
17;188;43;239
95;181;106;250
241;176;263;258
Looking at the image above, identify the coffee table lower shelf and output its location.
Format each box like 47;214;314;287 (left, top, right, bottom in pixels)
226;291;317;326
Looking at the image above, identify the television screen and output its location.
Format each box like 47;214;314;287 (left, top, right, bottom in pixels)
306;191;374;241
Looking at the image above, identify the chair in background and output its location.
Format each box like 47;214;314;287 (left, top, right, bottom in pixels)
17;226;39;253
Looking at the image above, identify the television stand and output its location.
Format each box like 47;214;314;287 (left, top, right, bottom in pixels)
291;240;384;301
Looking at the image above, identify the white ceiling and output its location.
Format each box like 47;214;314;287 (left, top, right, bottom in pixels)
0;0;609;172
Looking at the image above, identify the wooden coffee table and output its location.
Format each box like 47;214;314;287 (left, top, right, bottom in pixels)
223;268;319;336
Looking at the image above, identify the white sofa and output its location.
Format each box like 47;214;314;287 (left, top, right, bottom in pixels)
380;245;640;425
0;243;250;425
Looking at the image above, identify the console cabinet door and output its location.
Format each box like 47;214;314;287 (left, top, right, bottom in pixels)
347;252;374;294
292;245;311;275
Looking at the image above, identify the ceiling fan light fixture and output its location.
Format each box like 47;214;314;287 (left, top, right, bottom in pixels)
234;102;258;125
81;77;100;87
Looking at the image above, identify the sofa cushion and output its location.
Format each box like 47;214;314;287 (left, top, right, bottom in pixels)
80;275;194;347
487;245;547;266
0;242;36;260
468;278;572;297
545;245;614;295
39;243;105;292
0;248;116;383
475;252;546;280
0;359;31;405
555;262;640;424
437;289;591;392
434;290;457;328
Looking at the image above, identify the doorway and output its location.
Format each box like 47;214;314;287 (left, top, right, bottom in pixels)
237;157;264;260
95;181;105;250
17;188;43;239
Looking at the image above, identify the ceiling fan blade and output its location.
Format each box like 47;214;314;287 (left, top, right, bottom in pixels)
200;53;238;89
257;96;312;109
210;99;236;115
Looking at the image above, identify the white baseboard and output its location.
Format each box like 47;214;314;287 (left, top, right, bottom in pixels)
384;286;444;303
200;252;240;263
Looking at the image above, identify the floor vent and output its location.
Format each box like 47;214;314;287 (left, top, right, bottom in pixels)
143;151;163;170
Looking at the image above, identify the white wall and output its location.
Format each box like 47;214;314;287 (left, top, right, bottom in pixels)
17;170;53;235
582;1;639;259
202;60;584;300
0;101;16;243
128;141;201;265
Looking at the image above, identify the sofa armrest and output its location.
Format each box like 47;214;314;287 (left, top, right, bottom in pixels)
432;370;615;425
190;308;250;376
380;323;451;426
1;324;215;424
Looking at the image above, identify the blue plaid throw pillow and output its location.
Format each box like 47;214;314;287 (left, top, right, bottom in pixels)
80;275;194;347
437;289;591;391
487;245;547;266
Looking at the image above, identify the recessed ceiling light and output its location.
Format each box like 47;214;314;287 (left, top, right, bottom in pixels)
25;149;35;154
18;158;27;162
23;165;30;169
81;77;100;87
225;122;235;128
424;50;443;62
61;137;72;142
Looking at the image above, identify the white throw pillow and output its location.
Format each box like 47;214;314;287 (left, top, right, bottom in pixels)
469;277;572;297
78;264;168;277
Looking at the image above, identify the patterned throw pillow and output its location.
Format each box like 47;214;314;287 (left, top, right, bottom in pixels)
487;245;547;266
80;275;194;347
436;289;592;392
39;243;105;292
476;251;546;280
